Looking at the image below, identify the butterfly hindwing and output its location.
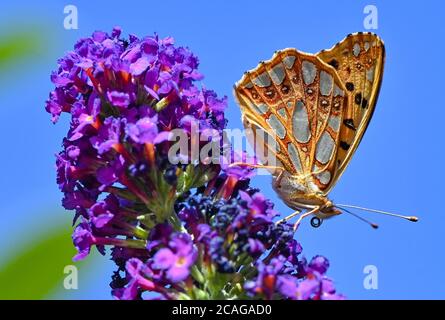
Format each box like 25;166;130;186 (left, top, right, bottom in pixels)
235;49;349;192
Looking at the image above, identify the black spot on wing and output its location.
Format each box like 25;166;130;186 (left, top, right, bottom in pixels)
346;82;354;91
355;93;362;105
343;119;356;131
340;141;350;150
328;59;339;69
361;97;368;109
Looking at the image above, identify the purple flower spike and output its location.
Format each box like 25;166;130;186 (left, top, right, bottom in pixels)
45;27;342;300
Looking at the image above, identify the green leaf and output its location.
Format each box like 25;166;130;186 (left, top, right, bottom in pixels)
0;221;91;299
0;29;44;70
176;169;186;194
177;165;194;193
192;165;218;188
0;23;56;86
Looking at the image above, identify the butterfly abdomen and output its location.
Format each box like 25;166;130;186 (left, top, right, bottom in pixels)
272;171;329;210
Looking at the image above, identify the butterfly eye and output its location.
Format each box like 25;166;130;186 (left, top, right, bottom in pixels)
280;85;290;94
265;88;275;98
251;91;259;99
321;100;329;107
306;88;314;95
291;76;298;83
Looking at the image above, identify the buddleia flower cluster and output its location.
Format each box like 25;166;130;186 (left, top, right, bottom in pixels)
45;27;344;300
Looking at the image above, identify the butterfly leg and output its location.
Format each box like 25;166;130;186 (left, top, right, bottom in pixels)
293;207;321;231
229;162;285;174
274;168;286;187
276;209;302;225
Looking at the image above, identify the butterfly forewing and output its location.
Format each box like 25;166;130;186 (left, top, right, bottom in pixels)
317;33;385;191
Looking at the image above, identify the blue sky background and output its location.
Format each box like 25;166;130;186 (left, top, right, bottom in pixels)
0;0;443;299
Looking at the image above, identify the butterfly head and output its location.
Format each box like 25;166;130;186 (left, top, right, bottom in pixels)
318;200;342;218
273;171;341;218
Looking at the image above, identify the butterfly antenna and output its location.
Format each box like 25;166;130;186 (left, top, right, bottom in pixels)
335;204;418;222
336;206;379;229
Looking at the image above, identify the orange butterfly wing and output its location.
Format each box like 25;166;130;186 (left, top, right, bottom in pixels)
317;32;385;192
234;49;349;192
234;33;385;196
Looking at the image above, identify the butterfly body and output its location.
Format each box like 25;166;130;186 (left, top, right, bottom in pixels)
234;33;385;223
272;171;341;219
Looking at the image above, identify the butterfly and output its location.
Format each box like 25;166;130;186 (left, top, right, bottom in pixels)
234;32;417;229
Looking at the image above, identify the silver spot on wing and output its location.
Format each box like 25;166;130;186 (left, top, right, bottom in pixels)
334;85;344;97
249;102;269;115
257;103;269;114
302;60;317;85
287;143;303;173
283;55;296;69
319;71;333;96
252;72;271;87
328;115;341;132
364;42;370;51
267;114;286;139
244;81;254;89
315;167;331;185
315;131;335;164
353;43;361;57
292;101;311;143
269;63;286;85
277;108;287;119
